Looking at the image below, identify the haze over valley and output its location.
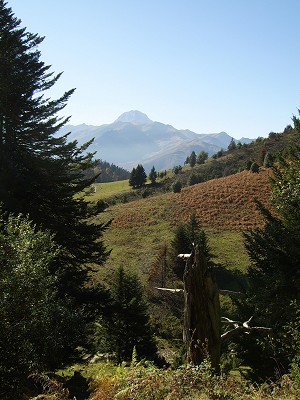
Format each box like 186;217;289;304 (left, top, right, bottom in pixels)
60;110;253;172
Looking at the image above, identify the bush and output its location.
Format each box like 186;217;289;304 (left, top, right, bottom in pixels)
250;162;259;173
188;173;202;186
172;181;182;193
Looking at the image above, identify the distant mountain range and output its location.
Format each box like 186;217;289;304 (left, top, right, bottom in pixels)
59;111;253;172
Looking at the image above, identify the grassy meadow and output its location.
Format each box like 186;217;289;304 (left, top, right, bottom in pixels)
92;169;273;285
85;179;131;201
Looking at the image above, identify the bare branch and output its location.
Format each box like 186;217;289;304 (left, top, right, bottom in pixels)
178;253;192;260
221;316;271;343
155;287;184;293
221;327;243;342
221;317;240;328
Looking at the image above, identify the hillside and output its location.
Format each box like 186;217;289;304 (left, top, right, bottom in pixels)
95;168;273;281
165;125;296;188
110;169;272;231
172;168;273;230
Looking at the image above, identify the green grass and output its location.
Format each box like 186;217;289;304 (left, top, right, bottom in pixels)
91;196;249;284
85;180;131;201
103;222;173;279
87;177;251;288
208;230;249;272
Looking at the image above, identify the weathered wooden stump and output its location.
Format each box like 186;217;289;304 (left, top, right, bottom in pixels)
183;246;221;371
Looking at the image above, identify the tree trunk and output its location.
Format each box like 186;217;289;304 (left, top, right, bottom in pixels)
183;246;221;371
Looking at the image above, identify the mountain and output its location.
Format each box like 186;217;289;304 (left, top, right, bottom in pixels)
60;111;254;172
115;110;152;125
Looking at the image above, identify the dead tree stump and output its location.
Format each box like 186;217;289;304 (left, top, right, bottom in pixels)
183;246;221;370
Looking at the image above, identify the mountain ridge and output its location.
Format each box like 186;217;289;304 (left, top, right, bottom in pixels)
60;111;253;172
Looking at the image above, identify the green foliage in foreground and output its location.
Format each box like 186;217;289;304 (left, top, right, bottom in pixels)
0;0;110;305
95;267;157;364
90;361;294;400
0;214;84;399
242;112;300;377
30;360;298;399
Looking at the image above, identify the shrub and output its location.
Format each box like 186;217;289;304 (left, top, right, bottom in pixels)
172;181;182;193
250;162;259;173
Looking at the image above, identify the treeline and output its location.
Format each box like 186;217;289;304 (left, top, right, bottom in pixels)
89;160;130;183
166;127;297;193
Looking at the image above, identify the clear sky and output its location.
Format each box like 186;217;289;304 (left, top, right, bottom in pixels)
9;0;300;138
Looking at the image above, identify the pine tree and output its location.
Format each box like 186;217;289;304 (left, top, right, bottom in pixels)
148;165;157;185
98;267;156;363
263;151;274;168
129;164;147;188
189;151;197;167
0;1;110;301
196;150;208;165
171;214;211;280
227;137;236;151
243;110;300;374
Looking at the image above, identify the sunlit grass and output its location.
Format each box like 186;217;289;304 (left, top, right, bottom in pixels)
85;180;131;201
208;230;249;272
90;170;274;285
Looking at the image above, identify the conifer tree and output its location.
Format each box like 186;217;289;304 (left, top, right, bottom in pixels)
171;214;211;280
149;165;157;185
189;151;197;167
227;137;236;151
97;267;156;363
129;164;147;188
0;1;109;301
196;150;208;165
243;110;300;374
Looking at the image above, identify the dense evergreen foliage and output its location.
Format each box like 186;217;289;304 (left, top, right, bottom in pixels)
148;165;157;185
171;214;211;280
0;1;109;302
129;164;147;188
0;3;111;395
96;267;156;363
243;111;300;376
0;213;83;398
91;159;130;183
189;150;197;167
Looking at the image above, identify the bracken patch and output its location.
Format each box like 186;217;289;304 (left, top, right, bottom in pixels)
110;169;273;231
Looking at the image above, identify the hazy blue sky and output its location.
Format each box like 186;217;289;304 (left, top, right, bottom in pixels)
9;0;300;138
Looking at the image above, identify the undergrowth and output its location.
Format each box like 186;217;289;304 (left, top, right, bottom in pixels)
88;360;297;400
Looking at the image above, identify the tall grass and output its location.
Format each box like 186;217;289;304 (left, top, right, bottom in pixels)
89;361;297;400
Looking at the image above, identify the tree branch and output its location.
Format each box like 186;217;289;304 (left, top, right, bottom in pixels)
155;287;184;293
221;316;272;343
